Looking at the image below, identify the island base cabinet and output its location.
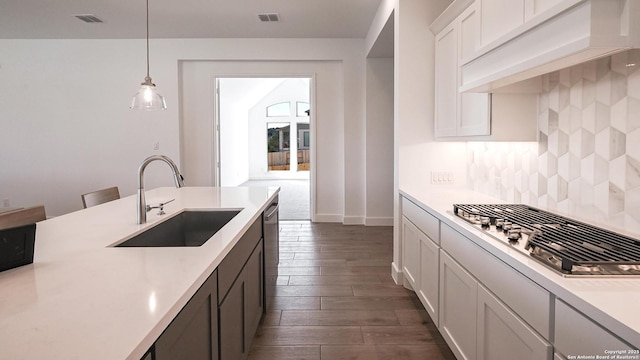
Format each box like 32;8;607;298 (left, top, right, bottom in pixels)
244;238;264;351
155;270;218;360
219;239;264;360
477;285;552;360
439;250;477;360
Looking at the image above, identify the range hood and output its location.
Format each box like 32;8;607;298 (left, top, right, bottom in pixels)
460;0;640;93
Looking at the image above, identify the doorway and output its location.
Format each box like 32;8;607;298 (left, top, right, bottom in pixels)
215;77;312;220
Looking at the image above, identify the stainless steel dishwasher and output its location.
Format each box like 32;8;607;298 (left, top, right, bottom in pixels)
263;196;279;310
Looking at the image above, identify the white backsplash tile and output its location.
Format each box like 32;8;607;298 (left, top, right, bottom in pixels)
467;49;640;234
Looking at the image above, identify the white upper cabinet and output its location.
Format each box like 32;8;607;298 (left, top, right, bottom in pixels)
435;3;491;138
435;23;462;137
478;0;564;46
433;1;537;140
525;0;565;19
462;0;640;92
479;0;525;47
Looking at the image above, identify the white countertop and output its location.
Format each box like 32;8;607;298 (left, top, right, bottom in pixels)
399;185;640;348
0;186;279;360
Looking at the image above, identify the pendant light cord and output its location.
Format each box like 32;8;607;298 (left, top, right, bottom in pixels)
145;0;150;80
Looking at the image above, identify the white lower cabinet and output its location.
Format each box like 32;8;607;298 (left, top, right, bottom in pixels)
477;285;552;360
554;299;630;357
439;250;478;360
401;216;421;290
419;234;439;326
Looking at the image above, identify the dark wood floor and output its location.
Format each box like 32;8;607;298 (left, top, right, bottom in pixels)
248;221;456;360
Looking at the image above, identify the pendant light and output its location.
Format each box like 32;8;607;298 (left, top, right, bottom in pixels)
130;0;166;110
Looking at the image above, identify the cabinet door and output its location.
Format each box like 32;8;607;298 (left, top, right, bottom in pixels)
458;4;491;136
244;239;264;352
554;299;630;357
401;217;421;290
480;0;525;46
434;23;458;138
439;251;477;360
419;234;439;327
219;240;265;360
219;275;245;360
477;285;552;360
155;271;218;360
524;0;564;21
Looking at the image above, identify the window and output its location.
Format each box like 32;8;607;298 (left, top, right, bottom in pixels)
297;123;310;150
267;123;290;171
296;102;310;117
266;102;291;117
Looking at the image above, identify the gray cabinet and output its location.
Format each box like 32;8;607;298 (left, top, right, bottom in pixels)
151;215;265;360
155;270;218;360
218;217;264;360
219;239;264;360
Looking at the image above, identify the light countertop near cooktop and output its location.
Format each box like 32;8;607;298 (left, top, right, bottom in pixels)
0;186;279;360
399;185;640;348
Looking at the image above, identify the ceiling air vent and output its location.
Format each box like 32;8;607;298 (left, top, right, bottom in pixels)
258;13;280;22
74;14;104;23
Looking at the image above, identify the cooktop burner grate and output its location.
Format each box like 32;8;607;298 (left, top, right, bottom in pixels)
453;204;640;274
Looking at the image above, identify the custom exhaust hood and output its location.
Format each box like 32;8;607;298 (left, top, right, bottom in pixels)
459;0;640;93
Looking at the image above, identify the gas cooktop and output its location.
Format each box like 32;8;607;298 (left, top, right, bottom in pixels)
453;204;640;277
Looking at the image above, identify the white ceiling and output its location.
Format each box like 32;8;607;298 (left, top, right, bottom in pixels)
0;0;384;39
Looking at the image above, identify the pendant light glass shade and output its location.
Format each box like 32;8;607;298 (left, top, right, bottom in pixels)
131;76;167;110
130;0;166;110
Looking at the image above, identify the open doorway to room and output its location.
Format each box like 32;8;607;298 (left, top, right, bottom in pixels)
215;77;312;220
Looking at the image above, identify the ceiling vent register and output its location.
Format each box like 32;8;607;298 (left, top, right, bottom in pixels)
258;13;280;22
74;14;104;23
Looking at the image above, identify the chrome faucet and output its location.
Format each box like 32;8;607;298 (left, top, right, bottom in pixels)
137;155;185;224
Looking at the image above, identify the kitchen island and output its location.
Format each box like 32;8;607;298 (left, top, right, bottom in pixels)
399;185;640;359
0;186;279;360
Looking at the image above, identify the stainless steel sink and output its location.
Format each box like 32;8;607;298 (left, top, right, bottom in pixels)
116;210;241;247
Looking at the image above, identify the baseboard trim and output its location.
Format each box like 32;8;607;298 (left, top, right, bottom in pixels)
391;262;403;285
343;216;365;225
313;214;343;223
365;217;393;226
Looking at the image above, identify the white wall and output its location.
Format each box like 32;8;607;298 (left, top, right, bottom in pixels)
384;0;467;282
365;58;394;225
181;60;346;222
0;38;366;222
248;78;310;180
0;39;181;217
218;78;286;186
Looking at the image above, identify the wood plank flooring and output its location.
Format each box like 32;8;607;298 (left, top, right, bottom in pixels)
248;221;456;360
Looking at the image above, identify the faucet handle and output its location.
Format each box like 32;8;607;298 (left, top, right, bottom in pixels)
145;198;175;215
157;199;175;215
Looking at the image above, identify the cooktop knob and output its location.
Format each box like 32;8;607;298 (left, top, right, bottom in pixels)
507;229;521;242
495;218;504;228
480;216;491;228
503;221;513;232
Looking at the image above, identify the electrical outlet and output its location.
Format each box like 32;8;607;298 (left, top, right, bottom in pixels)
153;141;160;151
2;199;9;208
494;177;501;192
431;172;454;185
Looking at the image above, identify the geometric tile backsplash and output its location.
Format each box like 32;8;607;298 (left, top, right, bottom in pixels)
467;49;640;234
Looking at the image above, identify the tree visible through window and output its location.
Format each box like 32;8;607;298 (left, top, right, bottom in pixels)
267;122;290;171
266;102;310;172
